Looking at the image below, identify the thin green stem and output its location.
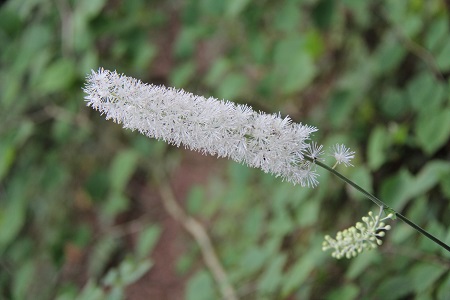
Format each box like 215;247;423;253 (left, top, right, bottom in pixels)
308;157;450;253
312;159;388;209
394;212;450;252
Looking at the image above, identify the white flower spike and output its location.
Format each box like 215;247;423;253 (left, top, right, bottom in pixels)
84;68;321;187
331;143;355;168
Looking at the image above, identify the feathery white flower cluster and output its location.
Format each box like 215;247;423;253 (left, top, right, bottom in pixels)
84;68;320;187
331;144;355;167
322;210;393;259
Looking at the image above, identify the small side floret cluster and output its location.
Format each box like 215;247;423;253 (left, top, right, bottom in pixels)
331;144;355;167
322;210;393;259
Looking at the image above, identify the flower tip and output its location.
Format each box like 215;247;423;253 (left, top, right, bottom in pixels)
330;143;355;167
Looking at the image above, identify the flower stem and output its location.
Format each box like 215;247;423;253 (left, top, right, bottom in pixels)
309;158;450;253
312;159;387;208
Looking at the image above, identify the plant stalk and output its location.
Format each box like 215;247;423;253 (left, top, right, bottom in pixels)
309;158;450;253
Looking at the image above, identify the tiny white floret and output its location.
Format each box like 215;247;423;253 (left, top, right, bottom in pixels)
331;144;355;167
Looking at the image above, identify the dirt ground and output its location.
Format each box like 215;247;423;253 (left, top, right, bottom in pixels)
126;152;221;300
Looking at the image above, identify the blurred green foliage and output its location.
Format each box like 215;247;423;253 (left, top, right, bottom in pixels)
1;0;449;299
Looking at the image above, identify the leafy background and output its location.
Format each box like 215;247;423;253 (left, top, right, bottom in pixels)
1;0;449;299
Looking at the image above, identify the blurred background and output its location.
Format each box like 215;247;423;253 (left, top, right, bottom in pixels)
1;0;450;299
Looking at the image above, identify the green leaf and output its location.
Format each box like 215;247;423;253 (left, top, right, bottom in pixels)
407;72;438;113
88;236;119;277
379;88;409;119
186;185;204;215
372;275;414;300
349;166;373;201
0;141;15;182
382;161;449;212
237;246;269;278
257;254;286;295
380;168;414;209
421;221;448;255
424;17;448;52
367;125;389;170
36;58;77;94
16;120;35;145
400;15;422;38
13;260;35;300
135;225;161;259
411;263;447;293
228;162;251;187
242;207;264;240
103;268;119;286
0;73;21;107
295;198;320;226
342;0;370;28
390;124;408;145
410;160;450;197
0;180;27;250
225;0;251;17
325;284;359;300
85;170;109;202
52;118;73;143
437;273;450;300
281;253;317;297
0;8;22;37
13;25;52;75
415;108;450;155
312;0;336;30
132;42;157;72
273;2;301;32
73;224;92;248
216;72;249;100
327;91;357;127
170;61;196;87
374;32;406;74
391;220;416;247
173;27;200;59
106;287;123;300
273;37;317;94
176;248;197;275
280;52;317;94
186;270;217;300
76;0;106;19
119;259;153;285
304;30;325;58
436;39;450;71
109;150;139;193
75;280;105;300
346;251;379;280
205;58;231;87
104;193;129;217
197;0;222;14
404;196;427;224
268;210;293;235
440;174;450;199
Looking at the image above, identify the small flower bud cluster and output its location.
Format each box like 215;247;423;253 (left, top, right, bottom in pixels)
322;210;393;259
